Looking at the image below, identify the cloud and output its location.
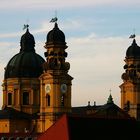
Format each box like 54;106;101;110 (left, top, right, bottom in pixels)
0;0;139;10
0;0;139;108
0;19;85;40
32;34;123;107
0;33;20;39
0;29;138;107
66;35;137;106
0;21;52;39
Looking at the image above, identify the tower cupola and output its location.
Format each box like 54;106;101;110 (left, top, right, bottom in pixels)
20;25;35;52
43;22;70;71
126;39;140;58
46;23;65;45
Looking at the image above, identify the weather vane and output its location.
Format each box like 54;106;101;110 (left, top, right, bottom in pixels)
23;19;29;30
129;28;136;39
50;10;58;23
23;24;29;30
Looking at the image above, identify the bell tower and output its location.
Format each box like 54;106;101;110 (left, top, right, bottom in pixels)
120;39;140;120
39;22;73;132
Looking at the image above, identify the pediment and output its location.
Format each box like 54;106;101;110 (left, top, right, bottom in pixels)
39;73;53;80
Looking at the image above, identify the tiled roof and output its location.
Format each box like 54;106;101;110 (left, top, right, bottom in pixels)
72;102;132;119
38;114;140;140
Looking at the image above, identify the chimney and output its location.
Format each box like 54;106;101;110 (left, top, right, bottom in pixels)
88;101;90;106
94;101;96;106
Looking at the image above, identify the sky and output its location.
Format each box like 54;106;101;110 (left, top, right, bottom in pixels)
0;0;140;107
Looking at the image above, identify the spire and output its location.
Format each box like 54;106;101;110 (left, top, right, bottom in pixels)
107;94;114;104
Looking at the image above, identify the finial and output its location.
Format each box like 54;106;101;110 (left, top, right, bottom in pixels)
132;38;136;44
88;101;90;106
107;94;114;104
131;38;137;47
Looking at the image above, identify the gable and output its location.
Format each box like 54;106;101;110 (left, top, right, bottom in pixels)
38;114;69;140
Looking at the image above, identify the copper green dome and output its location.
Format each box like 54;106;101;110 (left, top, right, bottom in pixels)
4;28;45;79
46;23;65;44
126;39;140;58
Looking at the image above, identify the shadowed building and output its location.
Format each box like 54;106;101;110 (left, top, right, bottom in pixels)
38;96;139;140
38;115;139;140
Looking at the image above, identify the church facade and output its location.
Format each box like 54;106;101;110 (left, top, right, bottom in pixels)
0;21;139;138
0;22;73;134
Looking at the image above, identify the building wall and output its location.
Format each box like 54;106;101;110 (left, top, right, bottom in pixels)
0;120;10;133
0;119;31;133
9;119;30;133
2;78;40;114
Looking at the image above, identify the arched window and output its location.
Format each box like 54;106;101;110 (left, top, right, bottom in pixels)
46;94;50;106
61;95;65;106
126;100;130;111
8;93;12;105
23;92;29;105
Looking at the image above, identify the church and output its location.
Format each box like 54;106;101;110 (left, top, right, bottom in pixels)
0;21;140;139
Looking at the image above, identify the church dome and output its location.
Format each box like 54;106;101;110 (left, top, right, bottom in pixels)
47;23;65;44
126;39;140;58
4;27;45;79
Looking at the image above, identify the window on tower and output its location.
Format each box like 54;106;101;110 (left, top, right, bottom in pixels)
23;92;29;105
126;100;130;111
8;93;12;105
124;100;130;111
46;94;50;106
61;95;65;106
